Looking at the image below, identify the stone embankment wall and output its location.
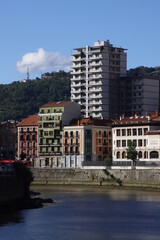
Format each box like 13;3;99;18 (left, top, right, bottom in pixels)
0;172;25;205
31;168;160;186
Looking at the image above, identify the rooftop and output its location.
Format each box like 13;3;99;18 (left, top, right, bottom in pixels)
17;115;38;127
112;112;160;126
40;101;71;108
71;117;111;126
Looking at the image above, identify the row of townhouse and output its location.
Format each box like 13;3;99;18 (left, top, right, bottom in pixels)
17;101;112;168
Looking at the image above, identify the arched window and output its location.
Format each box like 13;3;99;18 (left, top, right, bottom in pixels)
138;151;142;159
122;151;126;159
144;151;148;159
150;151;159;159
117;151;120;159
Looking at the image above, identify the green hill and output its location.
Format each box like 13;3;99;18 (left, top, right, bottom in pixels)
0;66;160;122
0;71;71;122
127;66;160;77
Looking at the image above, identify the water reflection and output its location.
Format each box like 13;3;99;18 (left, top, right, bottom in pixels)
1;187;160;240
0;210;23;227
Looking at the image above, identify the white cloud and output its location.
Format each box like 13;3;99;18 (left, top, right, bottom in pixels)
16;48;71;73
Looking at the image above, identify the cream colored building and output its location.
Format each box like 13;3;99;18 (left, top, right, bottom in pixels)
112;114;160;162
62;118;112;168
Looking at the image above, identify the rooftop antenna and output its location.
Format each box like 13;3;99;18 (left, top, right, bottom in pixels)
27;67;30;80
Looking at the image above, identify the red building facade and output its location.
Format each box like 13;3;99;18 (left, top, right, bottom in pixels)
17;115;38;165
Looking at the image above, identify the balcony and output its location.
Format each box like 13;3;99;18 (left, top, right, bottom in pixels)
72;64;82;68
89;100;102;106
71;83;81;88
71;76;85;81
89;54;102;60
92;107;102;112
89;81;102;86
89;87;102;93
89;94;102;99
89;74;102;80
88;62;102;68
71;95;81;100
71;89;81;94
92;113;102;118
72;70;82;75
89;68;102;73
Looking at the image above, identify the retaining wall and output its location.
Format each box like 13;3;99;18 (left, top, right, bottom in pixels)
31;168;160;186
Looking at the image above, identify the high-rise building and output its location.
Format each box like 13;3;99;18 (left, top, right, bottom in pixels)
71;40;127;119
116;76;160;117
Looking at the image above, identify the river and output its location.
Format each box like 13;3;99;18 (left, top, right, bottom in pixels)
0;186;160;240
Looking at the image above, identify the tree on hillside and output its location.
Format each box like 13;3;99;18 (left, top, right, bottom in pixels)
126;140;138;167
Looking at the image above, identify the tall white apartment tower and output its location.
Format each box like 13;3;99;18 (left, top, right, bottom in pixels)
71;40;127;119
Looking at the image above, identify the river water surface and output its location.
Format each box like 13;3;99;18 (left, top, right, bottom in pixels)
1;186;160;240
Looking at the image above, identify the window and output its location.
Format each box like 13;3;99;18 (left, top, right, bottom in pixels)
138;151;142;158
133;129;137;136
70;146;73;154
117;151;120;159
26;134;30;141
122;129;126;136
99;139;101;144
75;146;79;154
65;132;68;138
76;131;79;137
65;147;68;154
49;131;53;136
144;151;148;159
122;151;126;159
133;140;137;147
116;129;120;136
103;139;107;146
138;139;142;147
122;140;126;147
104;131;107;137
138;128;142;135
99;131;101;136
144;139;146;146
127;129;131;136
70;131;73;138
144;128;148;134
150;151;159;159
99;147;102;152
76;138;79;145
116;140;121;147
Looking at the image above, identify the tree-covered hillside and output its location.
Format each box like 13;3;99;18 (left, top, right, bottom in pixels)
0;66;160;122
0;71;71;122
127;66;160;76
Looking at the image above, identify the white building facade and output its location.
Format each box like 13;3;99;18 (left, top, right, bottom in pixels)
71;40;127;119
112;114;160;162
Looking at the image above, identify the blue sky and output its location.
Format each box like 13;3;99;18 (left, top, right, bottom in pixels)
0;0;160;84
